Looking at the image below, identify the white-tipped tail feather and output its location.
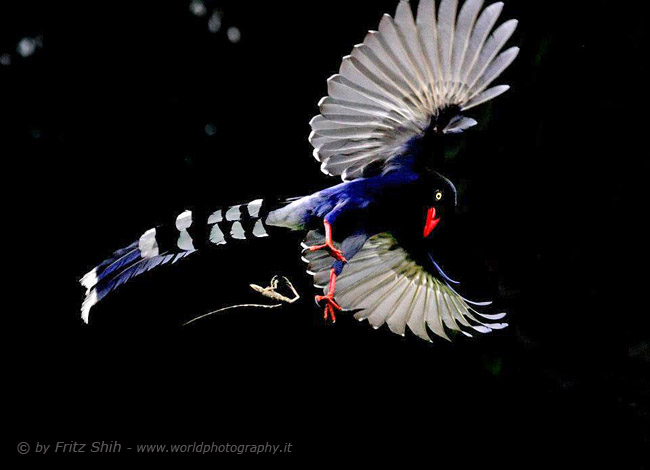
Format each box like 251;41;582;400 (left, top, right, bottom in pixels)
81;289;98;324
79;200;270;323
138;228;159;258
80;268;97;292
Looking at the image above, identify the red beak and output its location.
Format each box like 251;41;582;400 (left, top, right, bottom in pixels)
423;207;440;238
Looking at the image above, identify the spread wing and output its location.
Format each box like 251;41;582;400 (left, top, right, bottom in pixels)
309;0;519;181
302;231;507;342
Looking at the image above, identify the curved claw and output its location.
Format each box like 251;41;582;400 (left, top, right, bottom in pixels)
315;294;342;323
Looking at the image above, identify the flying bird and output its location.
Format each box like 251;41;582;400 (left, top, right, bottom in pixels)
80;0;519;342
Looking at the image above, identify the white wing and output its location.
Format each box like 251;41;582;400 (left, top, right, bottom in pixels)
302;232;507;342
309;0;519;181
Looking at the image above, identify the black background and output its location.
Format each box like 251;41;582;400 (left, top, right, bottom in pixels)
4;0;648;465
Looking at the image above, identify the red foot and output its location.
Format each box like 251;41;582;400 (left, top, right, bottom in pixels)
315;294;342;323
315;268;341;323
307;221;347;262
309;243;347;262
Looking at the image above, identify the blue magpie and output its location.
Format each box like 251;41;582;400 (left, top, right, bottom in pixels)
81;0;517;342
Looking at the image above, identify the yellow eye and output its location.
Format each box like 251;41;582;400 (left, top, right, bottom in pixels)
435;191;443;201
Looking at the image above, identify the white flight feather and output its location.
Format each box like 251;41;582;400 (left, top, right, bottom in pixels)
310;0;518;181
302;232;507;342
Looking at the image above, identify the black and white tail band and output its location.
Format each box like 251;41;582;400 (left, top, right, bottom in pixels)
79;199;269;323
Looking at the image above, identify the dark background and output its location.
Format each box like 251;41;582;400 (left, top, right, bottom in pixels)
4;0;648;465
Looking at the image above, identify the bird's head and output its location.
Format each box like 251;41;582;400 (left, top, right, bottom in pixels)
422;172;458;239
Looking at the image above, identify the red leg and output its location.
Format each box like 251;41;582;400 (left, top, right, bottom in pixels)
307;221;347;262
315;268;342;323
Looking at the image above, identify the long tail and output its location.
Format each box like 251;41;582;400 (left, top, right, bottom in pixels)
79;199;273;323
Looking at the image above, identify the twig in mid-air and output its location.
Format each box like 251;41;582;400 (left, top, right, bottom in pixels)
183;276;300;326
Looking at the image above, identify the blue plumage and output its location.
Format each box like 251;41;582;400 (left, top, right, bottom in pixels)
95;251;193;302
94;242;139;279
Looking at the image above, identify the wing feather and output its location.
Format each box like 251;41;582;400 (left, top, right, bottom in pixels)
437;0;459;90
310;0;518;180
406;273;434;341
386;276;419;336
394;0;436;109
450;0;484;96
302;232;507;342
467;46;519;98
464;18;518;93
458;2;504;91
461;84;509;110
